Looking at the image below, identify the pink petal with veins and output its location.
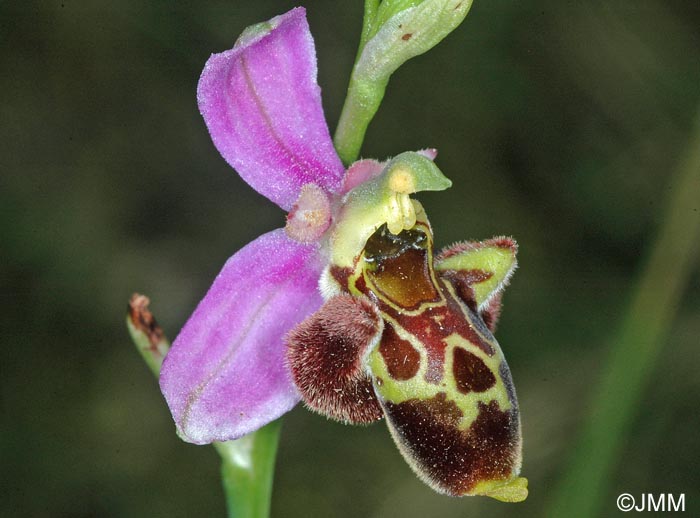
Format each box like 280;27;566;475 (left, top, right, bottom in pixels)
197;8;345;210
160;229;323;444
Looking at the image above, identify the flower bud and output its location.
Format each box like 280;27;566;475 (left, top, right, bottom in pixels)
334;1;474;164
356;0;473;84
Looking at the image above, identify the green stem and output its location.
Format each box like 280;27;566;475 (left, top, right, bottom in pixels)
358;0;380;57
334;75;388;165
214;421;282;518
333;0;386;165
126;295;282;518
547;115;700;518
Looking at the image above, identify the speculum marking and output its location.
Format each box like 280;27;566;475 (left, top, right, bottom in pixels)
363;225;440;309
379;323;421;381
453;347;496;394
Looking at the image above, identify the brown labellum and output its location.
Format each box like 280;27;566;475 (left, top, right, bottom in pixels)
383;397;521;497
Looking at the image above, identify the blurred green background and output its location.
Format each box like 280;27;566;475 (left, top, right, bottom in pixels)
2;1;699;516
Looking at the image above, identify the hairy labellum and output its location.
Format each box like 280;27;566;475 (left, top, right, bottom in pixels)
287;185;526;501
287;294;384;424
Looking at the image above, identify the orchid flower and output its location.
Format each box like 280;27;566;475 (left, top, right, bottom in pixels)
159;7;526;502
